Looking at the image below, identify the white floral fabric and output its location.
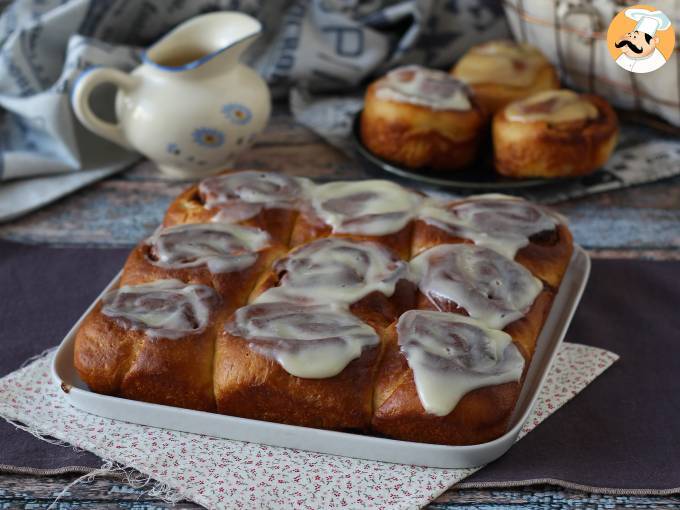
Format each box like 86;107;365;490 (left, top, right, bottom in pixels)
0;343;617;510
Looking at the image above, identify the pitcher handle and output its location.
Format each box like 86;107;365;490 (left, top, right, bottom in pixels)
72;68;138;149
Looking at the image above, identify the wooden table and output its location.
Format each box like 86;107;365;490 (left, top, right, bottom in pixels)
1;109;679;509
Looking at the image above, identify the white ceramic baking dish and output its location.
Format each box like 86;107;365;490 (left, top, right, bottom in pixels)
51;246;590;469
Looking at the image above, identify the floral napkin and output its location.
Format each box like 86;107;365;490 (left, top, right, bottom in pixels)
0;343;617;510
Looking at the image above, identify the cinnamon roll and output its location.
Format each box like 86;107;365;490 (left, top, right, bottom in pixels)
214;302;382;430
413;194;573;288
493;90;618;178
372;310;525;445
249;237;415;330
290;179;423;259
163;170;312;245
451;40;559;115
410;243;554;359
360;65;485;170
121;223;285;310
74;279;222;411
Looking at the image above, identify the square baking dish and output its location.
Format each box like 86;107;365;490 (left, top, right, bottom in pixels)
51;246;590;469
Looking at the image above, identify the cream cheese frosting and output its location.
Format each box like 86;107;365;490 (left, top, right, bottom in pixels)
375;65;472;111
146;223;270;273
505;90;598;124
225;302;380;378
101;279;219;340
397;309;525;416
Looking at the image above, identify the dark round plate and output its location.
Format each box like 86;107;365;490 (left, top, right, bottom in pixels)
352;110;560;191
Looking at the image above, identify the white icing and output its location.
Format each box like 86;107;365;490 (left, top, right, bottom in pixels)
101;279;218;339
253;238;409;306
146;223;270;273
310;180;423;236
419;194;560;259
505;90;598;123
198;171;313;222
398;310;525;416
375;65;472;111
410;244;542;330
225;302;380;378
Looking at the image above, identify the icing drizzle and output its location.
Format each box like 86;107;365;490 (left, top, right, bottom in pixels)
254;238;409;306
375;65;472;111
419;194;561;259
146;223;270;273
225;302;380;378
455;40;549;87
101;279;219;339
505;90;598;123
198;171;312;222
311;180;423;236
398;310;525;416
410;244;542;329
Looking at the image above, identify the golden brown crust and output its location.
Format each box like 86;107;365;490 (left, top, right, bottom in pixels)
452;62;559;115
120;241;286;311
411;219;573;289
360;81;485;171
371;323;522;445
493;94;619;178
163;185;298;246
74;302;219;412
213;329;383;430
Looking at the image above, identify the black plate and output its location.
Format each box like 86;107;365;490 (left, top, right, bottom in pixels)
352;110;563;191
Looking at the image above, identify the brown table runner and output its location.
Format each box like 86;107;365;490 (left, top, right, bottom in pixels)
0;240;678;493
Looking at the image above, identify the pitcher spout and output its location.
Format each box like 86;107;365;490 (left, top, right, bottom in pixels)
142;12;262;73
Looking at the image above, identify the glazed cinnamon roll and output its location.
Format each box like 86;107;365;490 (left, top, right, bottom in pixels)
451;40;559;115
121;223;285;310
290;179;423;259
163;170;312;245
413;194;573;288
74;279;222;411
493;90;618;178
372;310;525;445
360;65;485;170
409;243;554;359
249;237;415;330
214;302;382;430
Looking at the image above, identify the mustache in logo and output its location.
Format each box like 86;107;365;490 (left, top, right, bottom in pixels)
615;39;643;54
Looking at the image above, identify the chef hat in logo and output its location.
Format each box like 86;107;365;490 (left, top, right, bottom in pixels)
625;8;672;36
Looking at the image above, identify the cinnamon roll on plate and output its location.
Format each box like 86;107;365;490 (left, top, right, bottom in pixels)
214;302;383;430
413;194;573;288
451;40;559;115
74;279;222;412
290;179;423;259
120;222;286;311
163;170;312;245
493;90;618;178
360;65;485;171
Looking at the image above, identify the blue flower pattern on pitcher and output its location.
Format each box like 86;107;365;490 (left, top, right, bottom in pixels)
222;103;252;125
192;128;225;148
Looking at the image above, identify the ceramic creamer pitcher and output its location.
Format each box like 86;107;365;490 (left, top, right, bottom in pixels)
72;12;270;179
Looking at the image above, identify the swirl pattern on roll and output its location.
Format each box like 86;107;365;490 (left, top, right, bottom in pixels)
310;180;423;236
146;223;270;274
410;244;542;329
375;65;472;111
397;310;525;416
198;170;312;222
254;238;409;306
101;279;219;339
225;302;380;378
419;194;561;258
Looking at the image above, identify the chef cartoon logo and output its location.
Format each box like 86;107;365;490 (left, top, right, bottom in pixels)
607;5;674;74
